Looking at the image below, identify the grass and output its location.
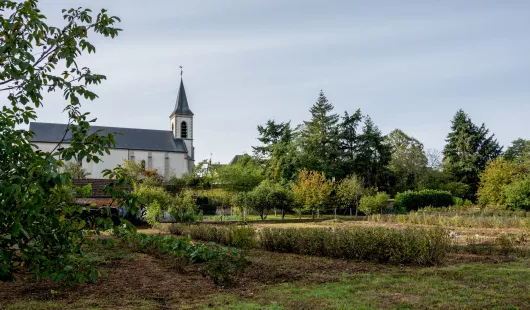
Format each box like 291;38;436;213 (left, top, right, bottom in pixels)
204;259;530;309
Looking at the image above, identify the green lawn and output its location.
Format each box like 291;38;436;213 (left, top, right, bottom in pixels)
200;259;530;310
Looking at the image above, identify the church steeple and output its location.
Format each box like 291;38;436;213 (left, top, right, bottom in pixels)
171;67;193;116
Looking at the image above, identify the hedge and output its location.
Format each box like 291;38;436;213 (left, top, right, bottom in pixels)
394;190;455;213
259;227;449;266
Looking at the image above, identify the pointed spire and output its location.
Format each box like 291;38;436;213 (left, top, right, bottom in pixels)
171;67;193;116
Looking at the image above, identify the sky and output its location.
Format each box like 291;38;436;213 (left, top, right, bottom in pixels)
16;1;530;163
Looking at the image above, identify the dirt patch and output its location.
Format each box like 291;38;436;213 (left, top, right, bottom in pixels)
0;245;382;309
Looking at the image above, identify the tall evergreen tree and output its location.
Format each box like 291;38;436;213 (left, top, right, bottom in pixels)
339;109;363;176
443;109;502;200
298;91;342;178
353;116;392;189
253;120;298;183
504;138;530;163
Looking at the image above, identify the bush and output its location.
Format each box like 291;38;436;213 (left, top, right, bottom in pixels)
259;226;449;266
394;190;455;213
504;177;530;211
169;224;256;249
359;192;390;215
116;230;247;285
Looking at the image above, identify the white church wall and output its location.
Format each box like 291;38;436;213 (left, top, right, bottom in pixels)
32;142;190;179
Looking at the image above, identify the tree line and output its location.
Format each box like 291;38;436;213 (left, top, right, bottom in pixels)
246;90;528;203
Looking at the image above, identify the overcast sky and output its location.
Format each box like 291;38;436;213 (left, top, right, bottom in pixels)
23;1;530;163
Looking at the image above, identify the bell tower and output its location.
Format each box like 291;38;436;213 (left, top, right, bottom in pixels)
170;66;194;171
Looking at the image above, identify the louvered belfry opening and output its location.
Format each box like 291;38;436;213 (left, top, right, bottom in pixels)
181;121;188;139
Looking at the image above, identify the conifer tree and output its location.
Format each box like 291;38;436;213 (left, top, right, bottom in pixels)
298;91;342;179
443;109;502;200
353;116;392;189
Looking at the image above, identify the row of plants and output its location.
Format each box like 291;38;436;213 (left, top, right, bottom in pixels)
368;213;530;229
416;205;530;218
393;190;457;213
114;226;247;285
167;224;449;266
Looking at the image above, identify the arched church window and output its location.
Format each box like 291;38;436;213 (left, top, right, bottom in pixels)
171;123;174;132
181;121;188;139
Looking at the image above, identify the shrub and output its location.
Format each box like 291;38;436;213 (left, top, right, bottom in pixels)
259;226;449;266
359;192;390;215
169;224;256;249
504;177;530;211
116;230;247;285
394;190;454;213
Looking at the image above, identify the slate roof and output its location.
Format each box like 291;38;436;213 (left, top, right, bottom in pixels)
171;78;193;116
29;122;188;153
229;155;244;165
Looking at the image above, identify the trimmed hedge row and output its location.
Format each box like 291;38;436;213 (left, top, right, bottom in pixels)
394;190;455;212
259;227;449;266
169;224;256;249
168;224;449;266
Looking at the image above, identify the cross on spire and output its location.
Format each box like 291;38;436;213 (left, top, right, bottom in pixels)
179;65;183;77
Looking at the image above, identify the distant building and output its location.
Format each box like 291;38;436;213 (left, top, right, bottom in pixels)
29;74;195;179
229;155;244;165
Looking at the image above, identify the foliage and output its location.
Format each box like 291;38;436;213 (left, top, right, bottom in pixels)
116;229;247;285
504;176;530;211
477;158;528;206
386;129;428;194
359;192;390;215
180;160;215;189
0;0;122;283
216;154;264;192
63;162;91;179
443;109;502;201
336;175;365;216
134;183;175;224
120;159;146;182
369;213;530;229
291;169;333;217
297;91;342;179
259;226;449;265
352;116;393;189
504;138;530;163
246;180;293;220
338;109;363;176
169;190;198;222
393;190;454;213
169;224;256;250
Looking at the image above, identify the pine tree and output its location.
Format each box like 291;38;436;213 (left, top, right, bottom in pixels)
353;116;392;189
298;91;342;178
339;109;363;176
443;109;502;200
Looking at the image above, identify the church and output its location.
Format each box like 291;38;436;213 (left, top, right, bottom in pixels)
29;76;195;179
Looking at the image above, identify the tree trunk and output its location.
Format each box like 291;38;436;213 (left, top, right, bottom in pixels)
334;208;337;219
355;202;359;217
274;207;277;217
282;209;285;220
350;207;352;217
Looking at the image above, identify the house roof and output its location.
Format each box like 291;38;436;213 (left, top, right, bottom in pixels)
29;122;188;153
229;155;244;165
171;78;193;116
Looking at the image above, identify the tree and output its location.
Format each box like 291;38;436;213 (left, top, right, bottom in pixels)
63;162;91;179
504;138;530;163
353;116;392;189
336;174;364;217
297;91;342;179
216;154;264;192
247;180;293;220
359;192;390;215
387;129;428;193
443;109;502;201
0;1;122;282
477;158;528;206
426;149;443;170
338;109;363;176
504;176;530;211
253;120;299;183
291;169;333;218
